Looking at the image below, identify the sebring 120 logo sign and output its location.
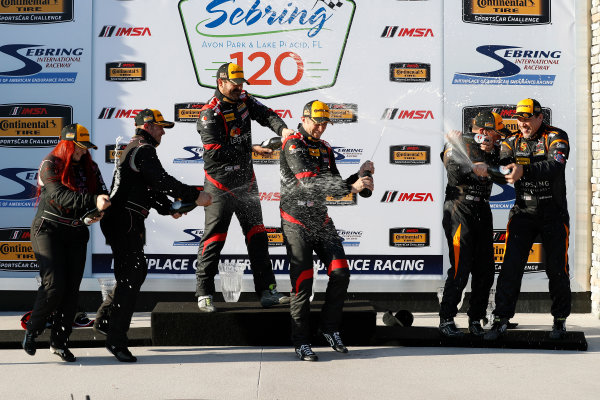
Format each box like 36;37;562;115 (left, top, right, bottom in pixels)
178;0;356;98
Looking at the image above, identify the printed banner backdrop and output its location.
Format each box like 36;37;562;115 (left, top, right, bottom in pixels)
0;0;92;275
0;0;580;294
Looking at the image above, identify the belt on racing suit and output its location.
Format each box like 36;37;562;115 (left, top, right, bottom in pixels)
516;194;553;208
124;201;150;218
41;211;84;227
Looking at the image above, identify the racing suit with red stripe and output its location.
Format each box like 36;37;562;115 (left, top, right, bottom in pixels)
494;123;571;319
439;139;497;322
195;89;288;297
280;126;356;346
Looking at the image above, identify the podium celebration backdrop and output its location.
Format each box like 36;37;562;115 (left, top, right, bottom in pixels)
0;0;580;293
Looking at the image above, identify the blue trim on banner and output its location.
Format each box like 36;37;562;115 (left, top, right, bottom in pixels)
92;254;443;276
0;73;78;84
452;74;555;86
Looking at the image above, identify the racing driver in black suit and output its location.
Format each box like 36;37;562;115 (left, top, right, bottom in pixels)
195;63;293;311
280;100;374;361
485;98;571;341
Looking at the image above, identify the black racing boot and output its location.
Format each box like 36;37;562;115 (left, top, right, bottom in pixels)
295;344;318;361
50;345;76;362
549;318;567;340
106;344;137;362
22;330;37;356
322;331;348;353
484;317;509;340
439;318;465;338
93;317;109;336
468;318;485;337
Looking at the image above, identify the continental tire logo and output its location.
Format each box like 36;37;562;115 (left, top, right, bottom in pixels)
265;226;285;247
0;103;72;147
325;192;357;206
0;0;73;24
389;145;430;165
389;63;430;82
389;228;430;247
493;229;544;273
327;103;358;123
463;0;550;25
106;62;146;81
174;102;205;123
252;149;280;164
105;143;127;164
0;227;37;271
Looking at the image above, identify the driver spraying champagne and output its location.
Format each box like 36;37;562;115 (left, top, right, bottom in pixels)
438;110;503;338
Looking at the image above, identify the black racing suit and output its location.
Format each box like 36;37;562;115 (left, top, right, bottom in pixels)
439;138;497;321
494;123;571;319
28;154;107;349
195;89;287;297
97;129;200;347
280;126;355;346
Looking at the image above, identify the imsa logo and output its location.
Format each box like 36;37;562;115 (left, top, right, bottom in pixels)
389;227;430;247
463;0;550;25
381;191;433;202
381;109;434;120
381;27;434;38
174;103;206;123
0;103;72;147
252;149;280;164
389;63;431;82
0;227;37;271
105;62;146;82
260;192;281;202
326;103;358;123
389;145;430;165
493;230;544;273
0;0;73;24
98;25;151;37
265;226;285;246
98;108;143;119
326;192;357;206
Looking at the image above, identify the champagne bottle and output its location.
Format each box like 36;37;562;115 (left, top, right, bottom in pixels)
81;208;103;225
170;200;197;215
487;165;512;184
260;136;283;150
359;171;373;198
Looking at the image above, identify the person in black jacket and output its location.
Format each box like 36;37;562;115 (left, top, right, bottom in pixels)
485;98;571;340
94;109;212;362
280;100;374;361
22;124;110;362
438;111;501;338
195;63;293;312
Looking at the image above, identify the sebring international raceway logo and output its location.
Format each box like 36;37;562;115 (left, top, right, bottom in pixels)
173;229;204;246
173;146;204;164
0;167;38;207
178;0;356;98
452;45;561;86
331;147;362;165
0;44;83;84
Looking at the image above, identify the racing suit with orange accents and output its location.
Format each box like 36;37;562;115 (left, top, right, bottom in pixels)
494;123;571;319
439;138;497;322
195;89;288;297
280;126;357;346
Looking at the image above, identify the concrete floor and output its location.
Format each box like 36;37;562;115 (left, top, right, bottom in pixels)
1;312;599;399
